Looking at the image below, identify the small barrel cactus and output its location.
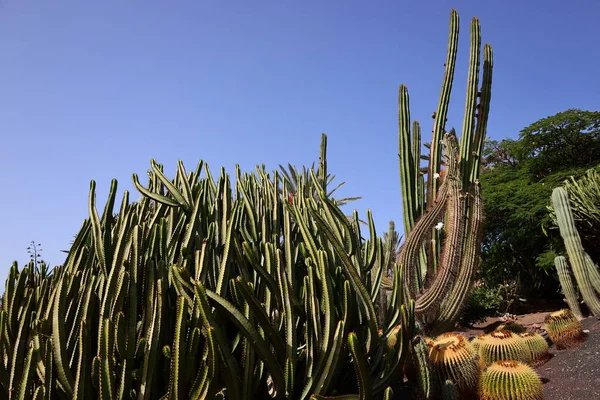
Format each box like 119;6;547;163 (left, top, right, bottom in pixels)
544;308;585;349
494;320;525;334
519;332;551;366
428;332;480;398
479;360;544;400
477;330;531;366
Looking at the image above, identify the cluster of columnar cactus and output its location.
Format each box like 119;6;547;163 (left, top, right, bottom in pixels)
0;135;418;399
393;8;494;334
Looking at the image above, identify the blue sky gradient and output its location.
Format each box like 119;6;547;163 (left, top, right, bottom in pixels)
1;1;599;280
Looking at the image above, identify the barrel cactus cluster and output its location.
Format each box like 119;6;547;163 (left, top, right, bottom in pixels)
411;326;547;399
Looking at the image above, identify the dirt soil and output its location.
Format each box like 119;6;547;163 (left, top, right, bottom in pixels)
458;312;600;399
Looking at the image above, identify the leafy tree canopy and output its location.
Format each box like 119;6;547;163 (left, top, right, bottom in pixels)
479;109;600;299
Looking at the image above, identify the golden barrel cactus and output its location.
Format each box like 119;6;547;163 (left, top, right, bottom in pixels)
519;332;551;366
479;360;544;400
428;332;480;398
477;330;531;366
544;308;585;349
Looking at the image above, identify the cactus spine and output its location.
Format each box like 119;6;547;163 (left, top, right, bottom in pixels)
396;9;493;333
551;187;600;316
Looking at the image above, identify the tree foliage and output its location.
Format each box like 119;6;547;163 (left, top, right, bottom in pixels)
479;109;600;299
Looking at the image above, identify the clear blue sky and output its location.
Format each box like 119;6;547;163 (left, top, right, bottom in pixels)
1;1;599;281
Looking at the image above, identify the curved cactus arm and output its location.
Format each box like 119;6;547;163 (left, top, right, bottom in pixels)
554;256;584;320
436;182;483;331
132;174;180;208
552;187;600;315
399;174;449;301
204;288;285;398
150;160;192;211
415;133;464;317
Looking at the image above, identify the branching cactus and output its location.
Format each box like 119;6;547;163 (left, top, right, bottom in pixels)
0;135;417;399
396;9;493;332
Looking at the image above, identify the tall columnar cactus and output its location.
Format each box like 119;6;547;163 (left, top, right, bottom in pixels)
397;9;493;332
0;135;417;399
551;187;600;316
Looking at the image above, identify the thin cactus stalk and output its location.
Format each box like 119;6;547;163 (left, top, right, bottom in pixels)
554;256;584;320
396;9;493;332
551;187;600;316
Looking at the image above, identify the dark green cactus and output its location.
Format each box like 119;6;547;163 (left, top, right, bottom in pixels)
0;134;416;399
395;8;493;333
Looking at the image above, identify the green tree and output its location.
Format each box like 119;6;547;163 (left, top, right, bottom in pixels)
479;109;600;300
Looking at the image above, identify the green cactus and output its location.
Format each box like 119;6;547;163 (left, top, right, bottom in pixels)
551;186;600;316
427;332;479;399
518;332;550;367
395;8;493;333
554;256;584;319
544;308;585;349
0;134;417;399
410;335;434;400
441;380;458;400
494;321;525;334
479;360;544;400
477;330;531;366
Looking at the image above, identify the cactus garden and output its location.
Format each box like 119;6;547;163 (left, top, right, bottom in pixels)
2;4;600;400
